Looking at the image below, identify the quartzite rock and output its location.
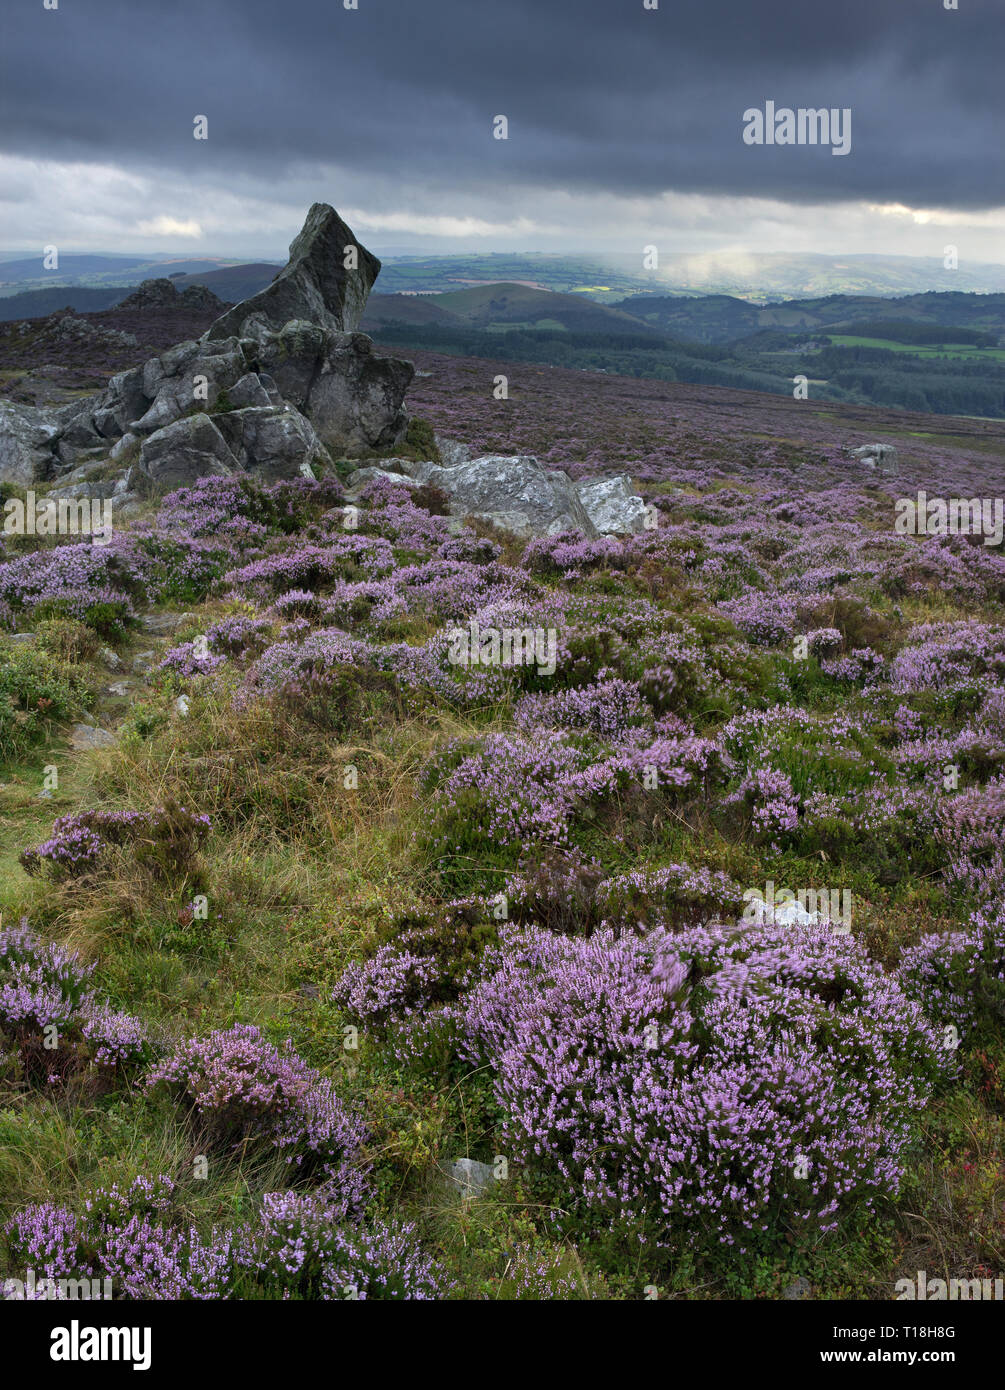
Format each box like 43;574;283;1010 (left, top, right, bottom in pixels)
205;203;380;341
575;475;649;535
0;400;60;485
138;413;239;487
407;453;598;539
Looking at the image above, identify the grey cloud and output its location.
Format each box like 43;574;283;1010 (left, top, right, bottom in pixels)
0;0;1001;214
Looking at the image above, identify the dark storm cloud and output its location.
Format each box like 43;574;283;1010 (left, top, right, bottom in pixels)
1;0;1002;208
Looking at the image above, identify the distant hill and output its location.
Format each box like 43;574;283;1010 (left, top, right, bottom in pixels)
375;251;1005;300
360;294;466;329
0;287;132;320
363;283;663;338
0;255;152;286
615;291;1005;344
0;257;258;300
172;263;281;304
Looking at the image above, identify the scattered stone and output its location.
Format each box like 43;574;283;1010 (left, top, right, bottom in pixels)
446;1158;497;1199
132;651;157;675
99;646;123;670
782;1276;813;1300
69;724;118;750
107;681;131;697
175;695;191;716
9;632;37;645
140;612;194;635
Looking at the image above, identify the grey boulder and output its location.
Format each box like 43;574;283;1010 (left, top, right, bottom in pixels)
138;414;239;487
847;442;898;469
0;401;61;485
305;333;413;455
576;475;649;535
407;453;598;539
215;406;331;481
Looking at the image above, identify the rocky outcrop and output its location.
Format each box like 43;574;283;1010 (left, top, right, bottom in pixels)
0;204;412;488
205;203;380;342
304;333;413;454
179;284;226;312
214;406;328;481
116;279;226;313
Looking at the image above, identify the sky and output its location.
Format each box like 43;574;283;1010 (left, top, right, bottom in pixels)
1;0;1003;265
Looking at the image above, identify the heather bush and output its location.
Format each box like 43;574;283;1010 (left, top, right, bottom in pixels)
0;922;150;1084
6;1177;232;1300
146;1024;367;1188
234;1190;451;1300
449;920;950;1248
21;802;211;883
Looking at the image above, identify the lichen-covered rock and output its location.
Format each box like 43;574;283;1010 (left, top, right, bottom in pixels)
407;454;598;539
0;400;60;485
576;475;649;535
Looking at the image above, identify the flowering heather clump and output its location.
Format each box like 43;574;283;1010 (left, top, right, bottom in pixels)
224;535;396;601
235;1190;452;1300
332;945;445;1028
21;804;211;882
158;642;224;678
523;530;625;577
146;1024;367;1189
0;922;149;1082
4;1203;81;1283
203;614;273;655
513;671;654;743
728;766;802;838
7;1177;232;1300
424;731;587;855
156;473;345;540
449;920;949;1247
896;931;981;1036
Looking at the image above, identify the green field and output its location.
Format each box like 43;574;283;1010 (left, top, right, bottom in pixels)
828;334;1005;362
